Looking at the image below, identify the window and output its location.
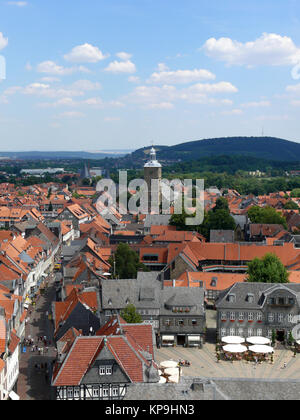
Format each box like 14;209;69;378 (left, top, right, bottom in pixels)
278;297;285;305
106;366;112;375
99;366;106;375
257;313;262;321
230;312;235;321
257;329;262;336
288;298;294;305
221;312;227;321
248;328;253;337
278;313;284;323
165;319;171;326
221;328;226;337
238;328;244;336
268;298;275;305
93;388;99;398
67;388;73;398
288;314;294;323
229;328;235;336
74;387;80;398
112;387;119;397
239;312;244;321
248;313;254;321
178;319;184;326
192;319;197;326
103;388;109;398
268;313;274;322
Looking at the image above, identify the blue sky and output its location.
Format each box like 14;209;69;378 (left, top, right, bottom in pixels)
1;0;300;151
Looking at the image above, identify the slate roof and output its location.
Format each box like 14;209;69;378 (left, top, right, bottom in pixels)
216;282;300;310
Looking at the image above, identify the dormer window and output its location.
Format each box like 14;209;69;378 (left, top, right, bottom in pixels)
228;294;236;303
99;365;112;376
247;293;254;304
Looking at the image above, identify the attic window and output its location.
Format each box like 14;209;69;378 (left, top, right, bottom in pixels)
228;294;236;303
108;299;112;306
247;294;254;304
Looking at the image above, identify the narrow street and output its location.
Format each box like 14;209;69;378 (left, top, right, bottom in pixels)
16;273;58;400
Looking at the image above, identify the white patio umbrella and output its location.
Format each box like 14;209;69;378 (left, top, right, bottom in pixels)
246;336;271;345
167;373;180;383
164;367;179;376
222;344;247;353
222;336;245;344
248;345;274;353
160;360;178;369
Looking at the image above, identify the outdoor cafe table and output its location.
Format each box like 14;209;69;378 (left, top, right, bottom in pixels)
246;337;271;345
221;336;245;344
160;360;178;369
164;367;180;376
222;344;247;353
248;345;274;354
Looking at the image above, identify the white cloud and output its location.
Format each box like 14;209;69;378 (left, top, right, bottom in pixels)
55;111;85;119
157;63;169;72
286;83;300;94
37;60;90;76
0;32;8;51
127;81;237;107
40;76;61;83
256;114;290;121
221;109;243;115
241;100;271;108
116;52;132;61
20;82;85;98
6;1;28;6
71;79;101;91
186;81;238;95
128;76;140;83
147;68;216;84
64;43;107;63
105;60;136;74
147;102;174;109
202;33;300;67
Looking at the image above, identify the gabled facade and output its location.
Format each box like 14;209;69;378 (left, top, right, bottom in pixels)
52;316;159;400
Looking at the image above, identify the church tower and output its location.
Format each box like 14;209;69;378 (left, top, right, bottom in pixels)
144;147;162;213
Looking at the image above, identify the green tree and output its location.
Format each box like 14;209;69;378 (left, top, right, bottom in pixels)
283;200;299;210
213;197;229;212
109;243;149;279
246;253;289;283
120;304;143;324
248;206;287;229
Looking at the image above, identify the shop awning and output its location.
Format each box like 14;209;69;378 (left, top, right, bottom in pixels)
162;335;175;341
188;335;200;341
